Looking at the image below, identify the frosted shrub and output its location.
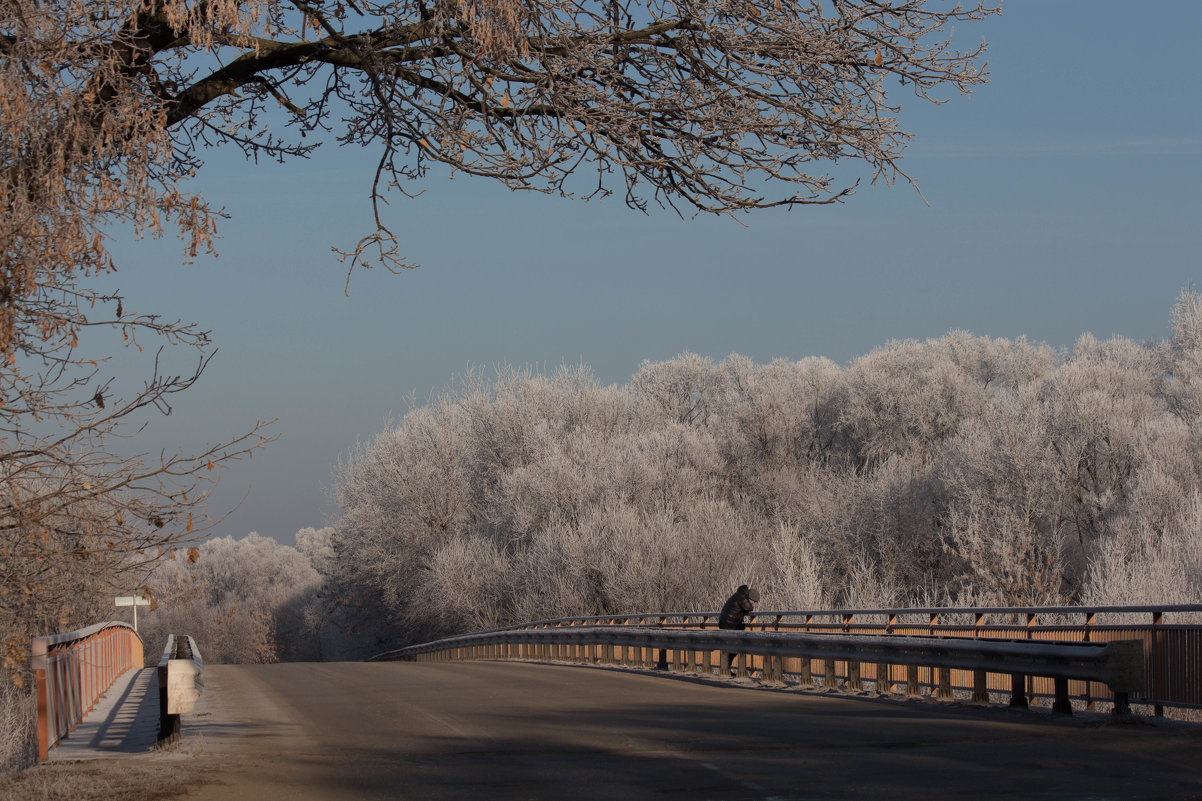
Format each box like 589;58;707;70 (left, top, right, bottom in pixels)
1041;336;1163;550
509;498;763;620
846;454;946;593
938;408;1065;604
838;549;902;610
0;680;35;772
419;534;513;633
841;337;990;470
1085;491;1202;607
941;500;1065;606
630;353;724;426
1163;288;1202;426
762;524;827;610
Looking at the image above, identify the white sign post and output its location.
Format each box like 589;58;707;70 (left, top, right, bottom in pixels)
114;595;151;633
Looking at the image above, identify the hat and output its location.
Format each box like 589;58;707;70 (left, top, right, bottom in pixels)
747;587;760;603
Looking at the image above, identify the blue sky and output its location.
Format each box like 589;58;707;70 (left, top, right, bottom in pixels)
105;1;1202;545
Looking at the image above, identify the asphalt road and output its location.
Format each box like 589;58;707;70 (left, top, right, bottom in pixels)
178;661;1202;801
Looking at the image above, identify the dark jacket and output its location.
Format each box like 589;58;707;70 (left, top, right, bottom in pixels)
718;585;757;630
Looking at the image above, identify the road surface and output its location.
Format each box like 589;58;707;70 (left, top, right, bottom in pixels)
178;661;1202;800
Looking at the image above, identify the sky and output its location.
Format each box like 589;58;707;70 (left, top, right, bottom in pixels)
103;1;1202;546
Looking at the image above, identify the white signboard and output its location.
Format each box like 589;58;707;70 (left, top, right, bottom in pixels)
114;596;150;607
115;595;151;632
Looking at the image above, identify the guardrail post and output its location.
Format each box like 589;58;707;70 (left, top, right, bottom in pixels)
936;667;952;700
906;665;920;697
656;648;668;671
736;652;748;680
876;661;891;694
972;669;989;703
1009;673;1028;709
824;658;837;689
847;660;861;690
1052;677;1072;715
798;656;813;687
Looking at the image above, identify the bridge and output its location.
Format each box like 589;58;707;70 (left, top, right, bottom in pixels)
28;605;1202;800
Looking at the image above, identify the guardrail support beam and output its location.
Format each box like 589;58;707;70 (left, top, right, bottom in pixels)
876;661;891;694
847;660;861;691
972;669;989;703
1053;677;1072;715
936;667;953;700
906;665;920;697
1009;673;1028;709
797;656;812;687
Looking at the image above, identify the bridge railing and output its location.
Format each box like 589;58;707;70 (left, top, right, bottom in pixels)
29;622;144;760
373;603;1202;716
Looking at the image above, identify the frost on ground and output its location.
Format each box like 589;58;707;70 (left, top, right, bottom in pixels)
0;752;215;801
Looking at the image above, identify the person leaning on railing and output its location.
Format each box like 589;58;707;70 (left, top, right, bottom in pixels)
718;585;760;676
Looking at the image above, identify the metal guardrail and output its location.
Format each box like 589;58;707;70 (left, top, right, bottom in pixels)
29;621;144;761
375;626;1144;715
372;603;1202;716
497;604;1202;714
156;634;204;746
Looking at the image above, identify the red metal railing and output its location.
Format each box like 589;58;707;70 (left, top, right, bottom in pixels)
29;622;144;760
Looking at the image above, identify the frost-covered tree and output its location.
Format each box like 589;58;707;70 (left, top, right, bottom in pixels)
1085;491;1202;607
331;290;1202;647
140;532;328;663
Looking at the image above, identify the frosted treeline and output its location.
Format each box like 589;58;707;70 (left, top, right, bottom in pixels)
327;291;1202;647
138;530;342;664
141;291;1202;660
